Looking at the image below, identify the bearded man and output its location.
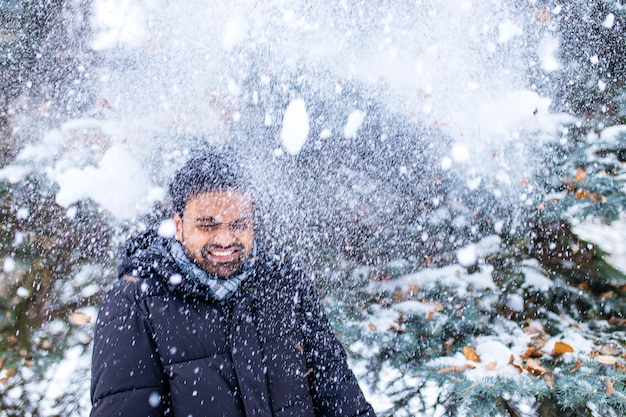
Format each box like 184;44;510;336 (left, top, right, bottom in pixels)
90;152;376;417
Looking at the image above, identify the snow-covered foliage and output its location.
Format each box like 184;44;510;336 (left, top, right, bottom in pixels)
1;0;626;416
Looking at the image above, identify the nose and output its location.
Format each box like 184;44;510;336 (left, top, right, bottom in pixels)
211;225;237;246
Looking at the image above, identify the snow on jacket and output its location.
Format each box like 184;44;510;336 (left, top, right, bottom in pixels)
90;232;376;417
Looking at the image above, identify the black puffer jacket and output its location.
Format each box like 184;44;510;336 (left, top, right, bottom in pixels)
90;233;376;417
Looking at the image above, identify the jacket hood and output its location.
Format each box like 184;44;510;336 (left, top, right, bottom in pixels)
117;230;265;301
117;230;210;299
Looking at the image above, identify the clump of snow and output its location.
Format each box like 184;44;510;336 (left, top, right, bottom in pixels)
66;206;78;219
16;286;30;298
572;216;626;274
472;339;519;377
16;207;29;219
169;274;183;285
370;263;497;297
148;392;161;408
603;13;615;29
538;35;562;72
222;17;247;50
520;259;553;291
51;145;151;220
40;345;92;415
440;156;452;170
456;245;477;267
599;124;626;146
319;128;332;139
343;110;366;139
2;257;16;273
280;98;310;155
450;143;470;164
158;219;176;237
497;20;523;44
90;0;149;50
0;164;32;183
456;235;502;268
506;294;524;312
15;129;65;161
427;337;521;381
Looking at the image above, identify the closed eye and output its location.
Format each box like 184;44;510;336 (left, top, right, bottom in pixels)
197;223;220;232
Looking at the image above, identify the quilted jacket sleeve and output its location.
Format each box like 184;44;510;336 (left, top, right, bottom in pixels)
291;266;376;417
90;279;168;417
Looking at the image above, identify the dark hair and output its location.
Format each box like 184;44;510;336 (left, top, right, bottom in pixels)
168;152;251;215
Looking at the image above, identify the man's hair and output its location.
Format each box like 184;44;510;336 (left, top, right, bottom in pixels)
168;152;251;215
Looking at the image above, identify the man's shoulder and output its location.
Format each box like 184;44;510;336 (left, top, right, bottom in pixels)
255;246;304;277
99;273;168;313
117;230;176;278
251;246;316;297
99;229;174;320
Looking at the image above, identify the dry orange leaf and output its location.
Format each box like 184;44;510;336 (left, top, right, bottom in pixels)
391;289;406;303
570;358;582;373
605;377;615;396
552;341;574;356
597;343;619;355
525;358;547;376
368;322;377;331
445;338;455;356
437;366;463;374
509;355;524;373
574;167;587;182
596;355;618;365
464;346;481;363
600;291;614;299
485;361;497;370
575;189;589;200
522;326;541;334
534;9;552;24
100;99;113;110
521;347;545;359
0;368;16;384
70;311;92;325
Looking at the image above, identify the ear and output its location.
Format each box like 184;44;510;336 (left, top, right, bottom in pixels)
174;212;183;241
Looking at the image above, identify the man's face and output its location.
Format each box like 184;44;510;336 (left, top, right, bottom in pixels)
174;190;254;278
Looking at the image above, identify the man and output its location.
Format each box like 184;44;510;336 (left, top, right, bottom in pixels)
90;153;376;417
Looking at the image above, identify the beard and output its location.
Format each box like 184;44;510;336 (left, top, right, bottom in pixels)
183;243;247;278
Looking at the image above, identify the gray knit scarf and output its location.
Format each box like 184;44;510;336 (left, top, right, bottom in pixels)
169;240;251;300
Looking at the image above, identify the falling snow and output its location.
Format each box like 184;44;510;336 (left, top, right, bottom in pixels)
1;0;626;416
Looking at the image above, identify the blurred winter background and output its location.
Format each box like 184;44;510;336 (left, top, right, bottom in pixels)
1;0;626;416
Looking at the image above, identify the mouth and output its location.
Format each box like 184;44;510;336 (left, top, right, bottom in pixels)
202;245;243;264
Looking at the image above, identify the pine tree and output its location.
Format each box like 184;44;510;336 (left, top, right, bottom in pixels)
0;1;106;415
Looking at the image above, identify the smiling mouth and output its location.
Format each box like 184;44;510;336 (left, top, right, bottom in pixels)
203;245;243;263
